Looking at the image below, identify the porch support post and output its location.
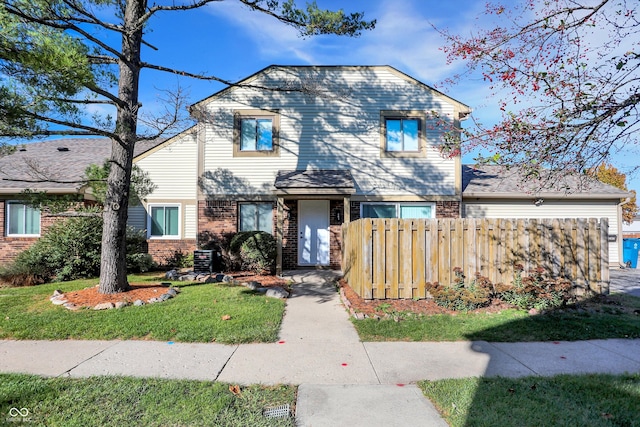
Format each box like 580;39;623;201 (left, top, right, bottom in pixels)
276;196;284;276
343;196;351;223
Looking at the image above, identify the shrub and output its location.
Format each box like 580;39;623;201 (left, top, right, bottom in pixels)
164;251;194;269
426;269;494;311
425;266;573;312
499;265;574;310
230;231;276;274
0;214;155;285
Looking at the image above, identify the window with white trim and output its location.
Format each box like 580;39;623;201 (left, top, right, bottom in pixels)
6;202;41;236
148;205;180;238
361;202;435;219
239;203;273;233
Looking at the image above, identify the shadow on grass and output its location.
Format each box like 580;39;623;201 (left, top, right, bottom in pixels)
433;279;640;426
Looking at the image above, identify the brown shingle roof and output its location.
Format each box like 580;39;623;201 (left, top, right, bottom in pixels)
462;165;630;199
274;169;355;195
0;138;162;194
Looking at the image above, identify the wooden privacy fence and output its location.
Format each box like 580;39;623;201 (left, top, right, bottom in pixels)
342;218;609;299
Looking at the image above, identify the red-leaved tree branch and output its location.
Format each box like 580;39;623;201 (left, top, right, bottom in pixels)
438;0;639;186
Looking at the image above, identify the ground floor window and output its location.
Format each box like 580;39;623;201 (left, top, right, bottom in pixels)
149;205;180;238
239;203;273;233
6;202;40;236
361;202;434;219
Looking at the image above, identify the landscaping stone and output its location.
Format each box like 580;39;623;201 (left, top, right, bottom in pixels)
114;302;128;309
63;302;78;311
94;302;115;310
242;281;261;290
222;275;234;283
165;270;179;280
204;276;218;283
147;297;160;303
265;286;289;299
133;300;145;306
159;293;172;301
179;274;197;282
51;297;68;306
51;290;64;298
166;288;178;297
215;274;225;282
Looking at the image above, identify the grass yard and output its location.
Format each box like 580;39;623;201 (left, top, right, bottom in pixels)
0;373;296;426
353;293;640;342
420;373;640;427
0;274;285;343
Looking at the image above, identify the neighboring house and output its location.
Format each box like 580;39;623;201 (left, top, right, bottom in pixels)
130;65;469;271
623;215;640;238
0;138;160;264
462;165;631;265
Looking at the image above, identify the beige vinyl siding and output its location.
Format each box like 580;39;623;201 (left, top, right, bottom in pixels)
136;132;198;200
462;200;621;263
200;67;458;198
184;204;196;239
127;205;146;232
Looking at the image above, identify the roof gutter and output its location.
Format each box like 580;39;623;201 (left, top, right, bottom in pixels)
462;192;631;200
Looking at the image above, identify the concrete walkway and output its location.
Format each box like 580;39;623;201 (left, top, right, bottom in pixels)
1;270;640;426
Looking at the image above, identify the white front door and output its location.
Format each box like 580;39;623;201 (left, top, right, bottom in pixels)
298;200;330;266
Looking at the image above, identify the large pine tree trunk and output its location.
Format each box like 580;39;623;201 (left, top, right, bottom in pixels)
98;0;145;294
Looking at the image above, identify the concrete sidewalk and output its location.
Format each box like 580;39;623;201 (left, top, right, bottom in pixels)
1;270;640;426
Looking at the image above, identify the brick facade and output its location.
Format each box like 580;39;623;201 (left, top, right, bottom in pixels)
435;201;460;218
197;200;238;246
147;239;198;266
282;200;298;270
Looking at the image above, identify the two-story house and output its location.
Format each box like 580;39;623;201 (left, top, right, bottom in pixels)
130;65;471;272
2;66;628;271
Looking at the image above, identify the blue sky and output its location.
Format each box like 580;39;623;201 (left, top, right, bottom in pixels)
70;0;640;194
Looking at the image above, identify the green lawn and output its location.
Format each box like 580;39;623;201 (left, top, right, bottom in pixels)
353;293;640;342
420;373;640;427
0;373;296;426
0;274;285;343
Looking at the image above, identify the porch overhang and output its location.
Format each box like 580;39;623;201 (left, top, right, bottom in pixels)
274;169;355;196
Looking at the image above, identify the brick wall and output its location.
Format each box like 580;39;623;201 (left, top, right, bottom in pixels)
435;201;460;218
147;239;197;266
329;200;343;270
282;200;298;270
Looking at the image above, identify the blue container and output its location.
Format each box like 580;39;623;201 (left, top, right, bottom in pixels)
623;238;640;268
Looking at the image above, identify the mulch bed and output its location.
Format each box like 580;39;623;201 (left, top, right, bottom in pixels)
61;272;288;309
338;279;513;317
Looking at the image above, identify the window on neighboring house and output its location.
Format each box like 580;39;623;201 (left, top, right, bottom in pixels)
380;111;425;157
6;202;41;236
149;205;180;238
361;203;434;219
239;203;273;234
234;110;280;157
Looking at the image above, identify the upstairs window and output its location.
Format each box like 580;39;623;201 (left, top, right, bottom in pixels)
385;118;419;152
6;202;40;236
234;110;280;157
241;118;273;151
149;205;180;238
380;111;425;157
